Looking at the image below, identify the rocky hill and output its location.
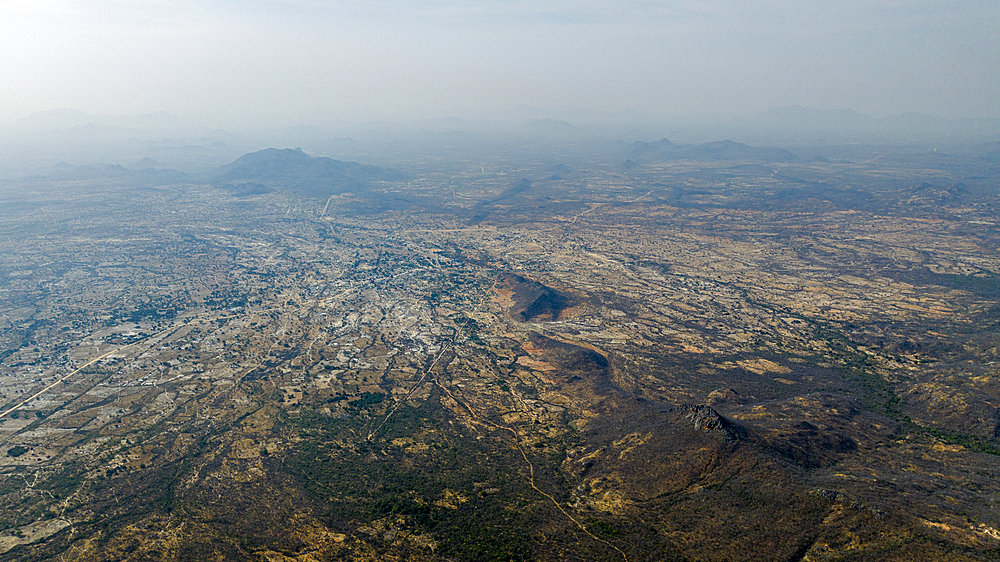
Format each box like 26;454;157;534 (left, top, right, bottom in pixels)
216;147;403;198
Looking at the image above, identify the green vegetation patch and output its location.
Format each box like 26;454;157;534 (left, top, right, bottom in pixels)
898;270;1000;299
286;389;578;561
5;445;30;458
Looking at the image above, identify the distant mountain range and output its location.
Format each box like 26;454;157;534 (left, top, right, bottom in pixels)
12;108;187;132
741;105;1000;142
21;161;190;186
753;106;876;128
629;138;799;163
17;147;403;198
8;106;999;158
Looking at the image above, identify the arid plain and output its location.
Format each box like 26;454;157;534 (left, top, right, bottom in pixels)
1;139;999;561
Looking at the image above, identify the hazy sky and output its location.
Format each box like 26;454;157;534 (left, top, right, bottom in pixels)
2;0;998;125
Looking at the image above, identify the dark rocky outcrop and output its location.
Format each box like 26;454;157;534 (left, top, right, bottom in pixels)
501;274;573;322
683;404;744;444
